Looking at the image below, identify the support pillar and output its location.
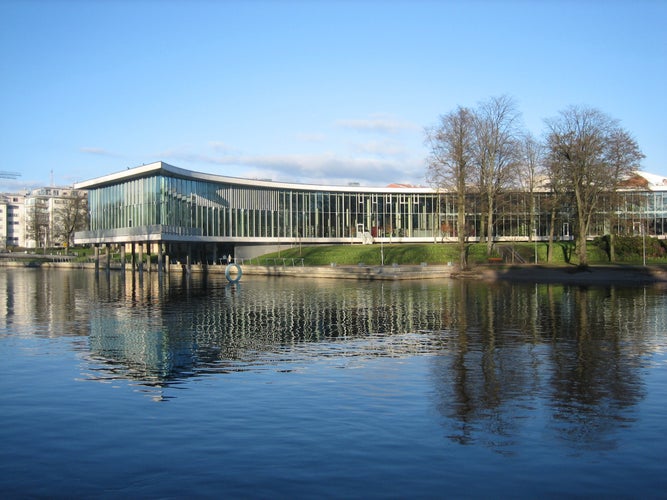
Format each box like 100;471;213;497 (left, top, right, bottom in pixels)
138;243;144;276
105;243;111;272
120;245;126;273
94;245;99;273
157;242;163;274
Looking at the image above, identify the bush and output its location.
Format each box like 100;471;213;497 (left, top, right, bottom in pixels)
593;235;666;262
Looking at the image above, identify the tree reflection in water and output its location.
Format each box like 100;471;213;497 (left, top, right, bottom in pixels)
432;281;655;452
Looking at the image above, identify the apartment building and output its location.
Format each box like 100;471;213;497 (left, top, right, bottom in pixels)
0;193;26;250
0;188;87;250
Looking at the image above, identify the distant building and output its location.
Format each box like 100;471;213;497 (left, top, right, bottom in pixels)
0;187;87;250
0;193;26;249
74;161;667;263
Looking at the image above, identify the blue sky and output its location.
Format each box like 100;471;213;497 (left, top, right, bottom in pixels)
1;0;665;191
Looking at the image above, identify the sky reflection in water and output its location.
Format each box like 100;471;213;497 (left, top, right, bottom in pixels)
0;268;666;497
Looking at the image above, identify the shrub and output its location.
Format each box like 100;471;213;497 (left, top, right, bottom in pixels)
593;235;666;262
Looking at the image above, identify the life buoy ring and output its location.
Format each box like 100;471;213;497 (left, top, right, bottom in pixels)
225;263;242;283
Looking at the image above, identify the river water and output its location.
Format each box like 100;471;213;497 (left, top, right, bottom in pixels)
1;268;666;498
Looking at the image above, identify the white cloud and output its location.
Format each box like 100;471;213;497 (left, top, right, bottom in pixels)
162;150;397;184
0;178;42;192
202;152;425;186
335;115;419;135
295;132;327;143
352;139;407;157
80;147;121;157
157;129;427;186
208;141;237;153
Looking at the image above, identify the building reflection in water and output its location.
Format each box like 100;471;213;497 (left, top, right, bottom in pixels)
0;268;664;447
85;272;457;385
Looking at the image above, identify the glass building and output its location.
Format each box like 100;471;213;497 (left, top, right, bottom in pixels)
74;161;667;262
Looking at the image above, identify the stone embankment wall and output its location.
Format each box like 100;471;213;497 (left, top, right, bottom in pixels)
241;264;455;280
2;257;667;285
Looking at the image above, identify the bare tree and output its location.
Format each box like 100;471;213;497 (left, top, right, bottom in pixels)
53;191;89;248
545;106;643;266
605;129;645;261
25;201;49;251
426;106;475;269
472;95;523;256
544;160;573;263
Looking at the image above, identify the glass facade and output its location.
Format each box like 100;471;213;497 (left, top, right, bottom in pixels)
77;162;667;248
85;169;444;241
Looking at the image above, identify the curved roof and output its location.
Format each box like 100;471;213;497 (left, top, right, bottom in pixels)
75;161;435;194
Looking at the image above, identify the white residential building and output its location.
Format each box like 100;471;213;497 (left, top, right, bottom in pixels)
0;193;26;249
0;187;87;250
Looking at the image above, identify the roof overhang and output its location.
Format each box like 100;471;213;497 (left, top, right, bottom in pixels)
74;161;435;194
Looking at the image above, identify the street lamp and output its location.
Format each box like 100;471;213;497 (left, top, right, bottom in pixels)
533;228;538;264
380;237;384;266
642;198;647;267
642;222;646;267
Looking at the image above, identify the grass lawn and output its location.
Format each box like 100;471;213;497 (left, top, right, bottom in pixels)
245;241;662;267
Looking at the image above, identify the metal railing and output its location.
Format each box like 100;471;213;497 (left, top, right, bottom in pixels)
75;225;203;240
261;258;305;267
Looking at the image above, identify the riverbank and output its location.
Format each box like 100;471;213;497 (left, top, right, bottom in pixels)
2;257;667;285
241;263;454;280
478;264;667;285
244;263;667;285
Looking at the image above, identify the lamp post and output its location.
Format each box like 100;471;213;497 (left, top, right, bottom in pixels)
642;223;646;267
534;228;538;264
380;237;384;266
642;198;647;267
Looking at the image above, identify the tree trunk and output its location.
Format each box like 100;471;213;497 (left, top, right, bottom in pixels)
528;193;535;243
486;194;494;256
457;191;467;269
577;223;588;266
574;186;589;266
478;213;486;244
547;206;557;263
